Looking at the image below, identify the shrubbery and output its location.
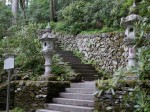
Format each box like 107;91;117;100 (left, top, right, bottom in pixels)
23;0;150;34
52;0;150;34
52;54;80;81
54;0;134;34
0;23;44;79
27;0;50;23
0;23;79;81
59;1;93;33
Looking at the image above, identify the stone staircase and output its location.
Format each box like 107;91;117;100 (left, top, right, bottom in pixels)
56;50;102;81
36;82;95;112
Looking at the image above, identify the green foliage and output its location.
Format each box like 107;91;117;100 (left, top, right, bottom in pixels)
138;1;150;18
56;0;79;11
0;2;12;39
11;107;25;112
80;27;123;35
119;0;133;16
132;46;150;79
95;78;150;111
73;50;84;59
122;87;150;112
0;23;44;78
134;89;150;112
56;0;132;34
52;54;79;81
50;21;68;34
57;1;92;34
27;0;50;23
52;54;66;76
131;20;150;79
94;67;127;97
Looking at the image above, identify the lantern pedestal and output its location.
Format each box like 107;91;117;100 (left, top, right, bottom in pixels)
42;50;55;75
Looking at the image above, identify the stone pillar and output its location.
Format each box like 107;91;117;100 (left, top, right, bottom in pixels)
128;47;136;67
121;1;141;69
43;53;53;75
39;24;56;76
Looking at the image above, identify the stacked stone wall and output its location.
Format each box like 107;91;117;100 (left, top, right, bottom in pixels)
57;32;127;75
0;82;16;111
0;81;69;111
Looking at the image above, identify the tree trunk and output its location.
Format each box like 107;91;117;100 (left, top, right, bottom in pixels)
50;0;57;22
11;0;18;24
20;0;26;20
26;0;29;8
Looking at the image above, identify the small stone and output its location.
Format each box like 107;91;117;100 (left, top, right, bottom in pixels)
112;60;118;65
36;95;47;98
17;88;21;91
106;106;113;110
19;81;24;86
101;48;105;52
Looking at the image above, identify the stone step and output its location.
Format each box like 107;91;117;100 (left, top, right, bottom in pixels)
36;109;61;112
59;93;94;100
75;69;99;73
57;51;73;54
81;76;100;79
53;98;94;107
71;63;92;66
59;54;78;57
46;104;93;112
80;73;100;76
70;82;95;88
63;59;81;63
60;56;80;59
76;74;100;78
71;66;95;70
65;88;95;94
62;58;81;62
62;57;81;60
82;77;98;81
61;55;81;58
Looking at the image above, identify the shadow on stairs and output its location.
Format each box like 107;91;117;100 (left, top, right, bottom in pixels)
55;46;102;81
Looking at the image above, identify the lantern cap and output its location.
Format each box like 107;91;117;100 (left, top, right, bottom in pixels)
120;14;142;28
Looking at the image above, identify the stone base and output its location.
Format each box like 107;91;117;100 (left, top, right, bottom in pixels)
38;74;57;81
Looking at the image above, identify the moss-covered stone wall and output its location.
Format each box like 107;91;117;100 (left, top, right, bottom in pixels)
94;80;150;112
0;81;69;112
0;82;16;111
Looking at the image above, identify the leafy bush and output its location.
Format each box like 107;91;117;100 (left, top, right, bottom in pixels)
132;46;150;80
138;1;150;18
0;23;44;78
134;89;150;112
56;0;132;34
11;107;25;112
52;54;80;81
57;1;92;34
132;20;150;79
27;0;50;23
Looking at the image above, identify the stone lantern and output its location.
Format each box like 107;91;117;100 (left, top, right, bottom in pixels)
39;24;56;76
121;2;141;69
